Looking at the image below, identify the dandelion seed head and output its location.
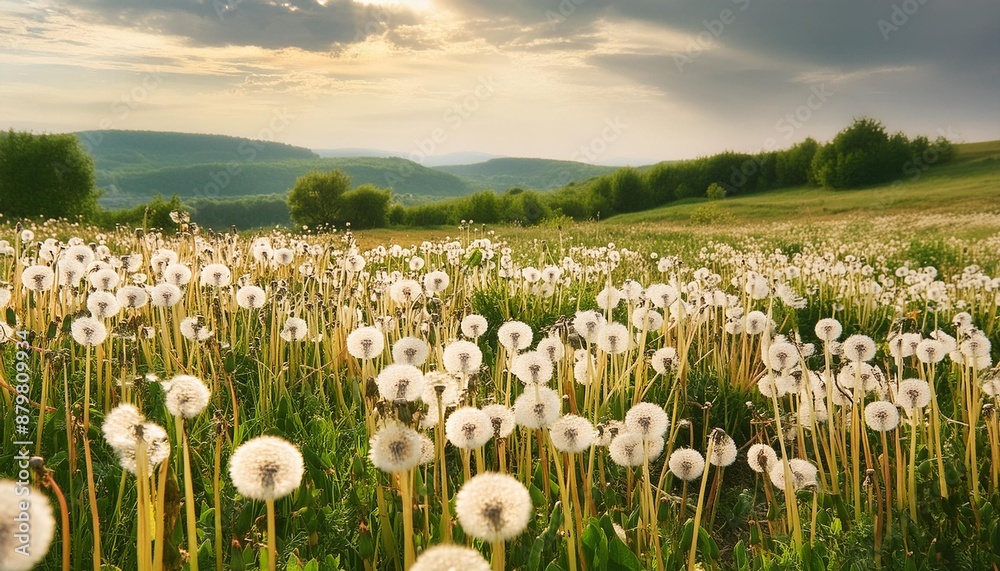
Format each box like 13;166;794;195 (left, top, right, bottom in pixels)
668;448;706;481
597;322;630;354
461;314;488;339
842;334;876;362
708;429;738;467
769;458;818;491
392;336;430;366
411;545;490;571
389;279;422;304
0;479;56;571
513;386;561;429
443;340;483;374
747;444;777;474
116;285;149;309
744;311;769;336
455;472;533;542
512;351;554;385
814;318;843;342
536;335;566;363
369;422;423;473
200;263;232;287
280;317;309;342
624;402;669;440
163;374;211;419
550;414;596;453
179;316;213;342
87;291;120;320
498;320;533;352
347;326;385;360
609;432;663;466
864;400;900;432
895;378;931;410
71;316;107;346
631;307;663;331
445;407;493;449
481;404;516;438
236;285;267;309
117;422;171;475
229;436;304;500
21;265;55;292
150;283;182;307
572;310;606;343
915;339;946;364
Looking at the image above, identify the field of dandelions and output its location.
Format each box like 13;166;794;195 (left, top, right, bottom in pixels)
2;215;1000;571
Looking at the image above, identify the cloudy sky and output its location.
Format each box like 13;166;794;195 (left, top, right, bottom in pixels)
1;0;997;164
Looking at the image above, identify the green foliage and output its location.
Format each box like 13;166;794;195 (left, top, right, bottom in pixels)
435;157;616;191
610;167;647;212
809;118;955;189
338;184;392;229
707;183;727;200
187;194;291;229
689;202;733;225
97;193;185;231
0;130;100;220
287;170;353;229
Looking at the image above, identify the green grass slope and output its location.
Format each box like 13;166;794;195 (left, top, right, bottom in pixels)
435;157;618;191
97;157;476;209
611;140;1000;226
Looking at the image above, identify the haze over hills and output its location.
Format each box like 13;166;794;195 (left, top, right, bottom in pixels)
314;148;505;167
78;130;628;208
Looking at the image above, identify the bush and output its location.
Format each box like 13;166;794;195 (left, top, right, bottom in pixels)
706;183;727;200
689;202;734;225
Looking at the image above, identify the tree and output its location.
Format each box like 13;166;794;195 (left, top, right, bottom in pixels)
610;167;646;212
706;183;726;200
338;184;391;229
0;130;100;219
286;169;352;228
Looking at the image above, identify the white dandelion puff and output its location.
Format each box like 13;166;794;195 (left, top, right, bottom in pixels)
71;316;107;346
163;374;211;419
864;401;900;432
512;351;554;385
550;414;596;453
200;263;232;287
481;404;516;438
87;291;120;320
498;321;533;352
392;337;430;366
116;285;149;309
443;340;483;375
229;436;304;500
624;402;669;440
461;314;489;339
376;364;426;402
455;472;532;542
0;479;56;571
369;422;423;473
668;448;706;481
236;285;267;309
346;326;385;360
842;334;876;362
513;386;561;429
411;545;490;571
445;407;493;449
747;444;778;474
280;317;309;342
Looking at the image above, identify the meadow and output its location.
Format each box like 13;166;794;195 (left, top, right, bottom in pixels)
1;204;1000;571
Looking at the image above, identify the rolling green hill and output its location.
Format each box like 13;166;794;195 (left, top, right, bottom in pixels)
435;157;618;191
77;131;479;209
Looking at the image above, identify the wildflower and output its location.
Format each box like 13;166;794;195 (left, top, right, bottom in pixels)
163;374;211;418
0;479;56;571
443;340;483;375
624;402;669;440
915;339;946;364
377;364;426;402
57;259;85;287
573;356;593;385
71;316;107;346
864;401;900;431
461;314;488;339
645;283;678;309
89;267;120;290
512;351;553;385
651;347;678;375
423;270;450;294
596;286;622;310
744;311;768;335
346;326;385;360
549;414;597;453
410;545;490;571
768;458;818;490
513;386;561;429
229;435;304;500
114;422;172;475
369;422;424;473
631;307;663;331
163;263;192;286
455;472;532;542
597;322;630;354
180;316;213;342
842;334;876;362
746;444;777;474
389;279;422;304
280;317;309;342
236;285;267;309
609;432;664;466
572;310;605;343
668;448;706;481
21;265;54;292
117;285;149;309
708;429;738;467
894;379;931;410
766;340;799;372
392;337;430;366
87;291;120;319
481;404;516;438
536;335;566;363
446;407;493;449
150;283;183;307
498;321;533;352
200;263;232;287
596;420;626;447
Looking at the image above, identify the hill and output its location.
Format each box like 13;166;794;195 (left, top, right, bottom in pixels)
435;158;618;190
77;130;317;171
611;140;1000;226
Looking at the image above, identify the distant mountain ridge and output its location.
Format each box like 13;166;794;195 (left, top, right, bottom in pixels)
434;157;619;190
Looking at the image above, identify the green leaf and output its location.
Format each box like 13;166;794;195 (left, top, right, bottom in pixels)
5;307;15;327
465;248;483;267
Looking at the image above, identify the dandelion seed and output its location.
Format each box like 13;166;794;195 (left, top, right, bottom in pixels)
163;263;192;286
376;363;426;402
369;421;424;473
443;340;483;375
280;317;308;342
389;279;422;304
0;479;56;571
915;339;946;364
57;259;85;287
746;444;777;474
445;407;493;449
498;321;533;352
766;340;799;372
71;316;107;346
347;326;385;360
461;314;488;339
894;379;931;410
117;285;149;309
864;401;900;432
21;265;54;292
423;270;450;294
392;336;430;366
573;355;594;385
650;347;678;375
624;402;669;440
631;307;663;331
455;472;532;542
842;334;876;362
87;291;120;319
89;267;120;291
513;386;561;429
744;311;769;336
229;436;304;500
597;322;629;354
609;432;664;466
512;351;553;385
572;310;605;343
116;422;172;475
596;286;622;310
536;335;566;363
236;285;267;309
179;316;213;342
708;429;738;467
550;414;596;453
645;283;678;309
668;448;705;481
163;375;211;419
769;458;818;491
150;283;182;307
481;404;516;438
200;263;232;287
411;545;490;571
